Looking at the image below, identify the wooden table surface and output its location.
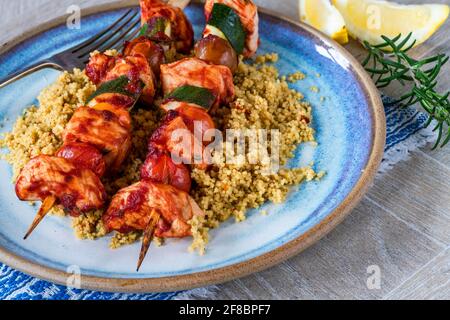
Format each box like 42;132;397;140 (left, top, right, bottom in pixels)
1;0;449;300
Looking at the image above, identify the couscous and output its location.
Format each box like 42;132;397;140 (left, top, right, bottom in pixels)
1;53;320;253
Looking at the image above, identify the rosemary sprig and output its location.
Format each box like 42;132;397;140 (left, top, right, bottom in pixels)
362;33;450;149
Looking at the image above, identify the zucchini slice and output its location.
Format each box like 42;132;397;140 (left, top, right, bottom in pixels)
205;24;228;41
165;85;216;110
139;17;172;41
87;76;143;104
207;3;246;55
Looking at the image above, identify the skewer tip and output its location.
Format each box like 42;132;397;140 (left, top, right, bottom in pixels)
136;210;160;272
23;195;56;240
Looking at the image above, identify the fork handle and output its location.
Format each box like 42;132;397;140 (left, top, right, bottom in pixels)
0;60;64;89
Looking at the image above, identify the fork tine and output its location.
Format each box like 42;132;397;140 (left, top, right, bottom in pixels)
76;10;139;58
95;18;141;53
71;9;136;54
76;9;140;58
80;19;142;65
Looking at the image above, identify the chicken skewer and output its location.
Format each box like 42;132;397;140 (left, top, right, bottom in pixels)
104;98;216;270
103;0;260;270
170;0;259;65
140;0;194;54
160;0;259;112
17;42;157;239
17;0;195;239
23;195;57;240
86;0;198;269
203;0;259;58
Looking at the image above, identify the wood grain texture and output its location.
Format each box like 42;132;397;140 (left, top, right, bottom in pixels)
213;198;444;300
367;151;450;246
1;0;449;300
385;247;450;300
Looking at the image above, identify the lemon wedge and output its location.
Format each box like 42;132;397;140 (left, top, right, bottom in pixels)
332;0;449;48
299;0;349;44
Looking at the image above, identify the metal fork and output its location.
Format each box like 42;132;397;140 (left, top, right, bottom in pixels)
0;8;142;89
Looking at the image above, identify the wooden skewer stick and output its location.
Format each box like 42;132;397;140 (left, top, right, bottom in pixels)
136;209;161;272
23;195;57;240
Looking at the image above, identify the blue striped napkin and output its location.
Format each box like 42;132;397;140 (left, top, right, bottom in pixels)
0;97;436;300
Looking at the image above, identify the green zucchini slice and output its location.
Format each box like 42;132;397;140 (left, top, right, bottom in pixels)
207;3;246;55
139;17;172;41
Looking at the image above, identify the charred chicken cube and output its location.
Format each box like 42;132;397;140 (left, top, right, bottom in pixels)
15;155;106;216
141;144;192;193
150;110;208;169
161;100;216;144
123;36;166;77
63;105;132;173
140;0;194;53
103;180;204;238
86;53;157;105
56;142;106;177
85;52;116;85
161;58;235;112
104;56;157;105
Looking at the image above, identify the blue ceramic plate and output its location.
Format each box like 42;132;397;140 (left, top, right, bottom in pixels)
0;2;385;292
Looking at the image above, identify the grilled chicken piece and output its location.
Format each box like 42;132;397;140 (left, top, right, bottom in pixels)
103;180;204;238
85;52;116;85
151;110;206;168
161;58;235;111
15;155;106;216
140;0;194;53
123;37;165;77
56;142;106;177
141;145;192;193
86;52;157;105
88;92;136;110
141;101;215;192
91;102;132;128
161;100;216;144
63;104;132;172
204;0;259;57
106;55;156;105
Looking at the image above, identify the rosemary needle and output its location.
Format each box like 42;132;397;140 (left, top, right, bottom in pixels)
362;33;450;149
